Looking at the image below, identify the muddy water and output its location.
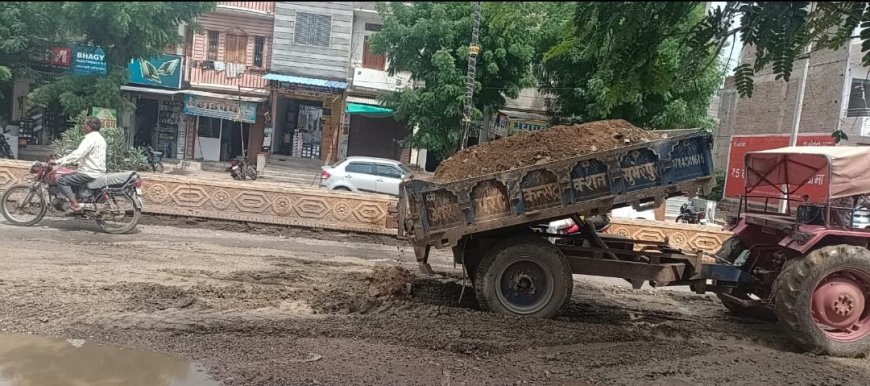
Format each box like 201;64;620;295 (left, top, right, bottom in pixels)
0;334;218;386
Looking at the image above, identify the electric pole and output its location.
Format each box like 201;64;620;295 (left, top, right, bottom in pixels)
460;1;481;150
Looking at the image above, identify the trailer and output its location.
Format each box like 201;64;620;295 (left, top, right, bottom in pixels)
398;130;870;357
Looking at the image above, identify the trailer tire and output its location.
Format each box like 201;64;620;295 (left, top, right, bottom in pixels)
773;245;870;357
474;237;572;318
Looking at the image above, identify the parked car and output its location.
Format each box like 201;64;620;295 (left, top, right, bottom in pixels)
320;156;412;196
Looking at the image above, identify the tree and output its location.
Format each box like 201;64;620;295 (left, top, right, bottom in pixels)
369;2;540;158
0;2;215;115
539;2;723;130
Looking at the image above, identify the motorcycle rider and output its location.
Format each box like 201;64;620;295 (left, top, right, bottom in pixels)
51;116;107;213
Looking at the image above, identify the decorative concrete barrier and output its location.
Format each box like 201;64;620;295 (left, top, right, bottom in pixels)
608;218;732;254
0;160;396;235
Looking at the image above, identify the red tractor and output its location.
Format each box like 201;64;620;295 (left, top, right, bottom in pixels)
719;146;870;356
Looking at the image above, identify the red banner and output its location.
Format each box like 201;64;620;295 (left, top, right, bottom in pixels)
723;134;836;203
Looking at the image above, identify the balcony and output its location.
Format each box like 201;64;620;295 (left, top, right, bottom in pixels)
216;1;274;15
187;63;269;95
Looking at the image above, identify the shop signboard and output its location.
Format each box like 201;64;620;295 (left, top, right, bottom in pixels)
723;134;836;202
183;94;257;123
31;44;107;76
90;107;118;129
70;45;107;76
128;54;183;89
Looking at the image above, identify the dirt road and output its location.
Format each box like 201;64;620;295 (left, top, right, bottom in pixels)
1;218;869;385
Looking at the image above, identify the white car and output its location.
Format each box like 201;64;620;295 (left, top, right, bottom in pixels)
320;156;412;196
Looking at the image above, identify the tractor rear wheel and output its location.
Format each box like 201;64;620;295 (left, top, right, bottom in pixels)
773;245;870;357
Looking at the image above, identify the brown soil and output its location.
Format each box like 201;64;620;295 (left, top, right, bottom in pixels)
367;265;415;297
3;220;870;386
434;119;661;183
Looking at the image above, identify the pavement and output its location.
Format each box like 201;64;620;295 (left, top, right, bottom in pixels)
1;218;869;386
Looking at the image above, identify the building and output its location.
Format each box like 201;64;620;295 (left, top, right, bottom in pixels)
122;1;275;162
264;2;354;164
480;88;551;144
714;36;866;169
341;2;414;164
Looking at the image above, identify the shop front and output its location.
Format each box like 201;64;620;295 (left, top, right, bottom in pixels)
264;74;347;163
183;93;264;162
123;54;187;158
343;97;410;162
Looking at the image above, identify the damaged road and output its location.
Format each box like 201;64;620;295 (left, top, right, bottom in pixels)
1;218;870;385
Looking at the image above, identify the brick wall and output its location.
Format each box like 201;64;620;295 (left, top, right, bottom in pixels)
714;44;850;169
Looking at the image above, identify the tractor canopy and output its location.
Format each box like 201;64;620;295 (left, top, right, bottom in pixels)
745;146;870;200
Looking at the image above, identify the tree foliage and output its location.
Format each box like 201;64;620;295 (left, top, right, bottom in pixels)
0;2;215;115
539;2;723;130
369;2;539;157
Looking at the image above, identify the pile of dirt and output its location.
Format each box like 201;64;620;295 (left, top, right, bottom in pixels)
433;119;661;183
366;265;415;298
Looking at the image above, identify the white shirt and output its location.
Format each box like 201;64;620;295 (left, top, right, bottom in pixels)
57;131;107;178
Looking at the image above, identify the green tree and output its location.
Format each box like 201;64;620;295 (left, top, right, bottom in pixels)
539;2;723;130
1;2;215;115
369;2;540;157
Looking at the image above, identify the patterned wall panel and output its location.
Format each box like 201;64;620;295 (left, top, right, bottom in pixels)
608;218;733;254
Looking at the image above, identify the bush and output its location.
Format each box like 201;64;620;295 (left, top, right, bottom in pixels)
52;113;146;172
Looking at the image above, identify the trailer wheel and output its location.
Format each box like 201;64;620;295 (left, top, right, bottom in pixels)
474;237;572;318
773;245;870;357
714;237;775;320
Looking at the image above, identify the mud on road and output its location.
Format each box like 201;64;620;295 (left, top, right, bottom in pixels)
1;218;870;385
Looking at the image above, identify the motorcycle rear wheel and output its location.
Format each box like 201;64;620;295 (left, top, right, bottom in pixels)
152;162;164;173
0;184;47;226
95;192;142;234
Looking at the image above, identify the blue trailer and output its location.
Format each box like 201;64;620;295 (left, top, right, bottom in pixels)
397;128;739;318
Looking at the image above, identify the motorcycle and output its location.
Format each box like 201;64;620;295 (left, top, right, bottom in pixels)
675;203;704;224
226;155;258;181
145;146;164;173
0;156;144;234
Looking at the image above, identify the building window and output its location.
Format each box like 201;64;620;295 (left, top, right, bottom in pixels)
253;36;265;67
848;79;870;117
364;23;382;32
362;35;386;70
225;33;248;63
207;31;219;61
294;12;331;47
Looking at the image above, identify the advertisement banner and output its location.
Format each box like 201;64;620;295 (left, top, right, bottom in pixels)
128;55;183;89
71;45;107;76
183;94;257;123
31;45;106;76
90;107;118;129
723;134;836;202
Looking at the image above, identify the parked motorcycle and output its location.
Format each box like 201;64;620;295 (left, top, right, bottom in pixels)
675;202;704;224
226;155;257;181
0;156;144;234
145;146;164;173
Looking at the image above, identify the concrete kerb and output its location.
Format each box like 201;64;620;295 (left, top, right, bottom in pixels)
0;159;398;235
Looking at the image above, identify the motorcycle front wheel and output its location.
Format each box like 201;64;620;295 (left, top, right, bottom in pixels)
0;184;47;226
245;165;257;181
152;162;164;173
95;192;142;234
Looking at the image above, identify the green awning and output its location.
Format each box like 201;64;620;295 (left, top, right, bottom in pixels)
345;102;393;117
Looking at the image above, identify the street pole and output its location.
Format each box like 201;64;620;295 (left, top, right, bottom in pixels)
460;1;482;150
779;39;813;213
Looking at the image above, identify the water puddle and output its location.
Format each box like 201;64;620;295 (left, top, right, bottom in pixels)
0;334;219;386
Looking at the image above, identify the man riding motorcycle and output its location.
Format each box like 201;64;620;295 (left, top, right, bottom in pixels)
51;116;107;214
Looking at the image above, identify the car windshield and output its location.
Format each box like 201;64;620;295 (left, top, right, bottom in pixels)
397;163;412;175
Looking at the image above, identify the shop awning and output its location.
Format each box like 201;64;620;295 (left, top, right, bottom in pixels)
183;89;267;103
346;102;393;117
263;73;348;90
121;85;182;95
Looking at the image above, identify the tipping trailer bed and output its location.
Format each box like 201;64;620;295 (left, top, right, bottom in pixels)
398;128;716;256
